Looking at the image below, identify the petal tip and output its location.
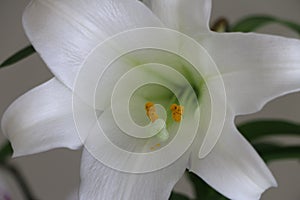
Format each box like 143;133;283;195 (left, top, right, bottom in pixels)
11;148;23;158
270;176;278;188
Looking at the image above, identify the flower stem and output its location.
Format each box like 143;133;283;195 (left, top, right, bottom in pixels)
1;162;38;200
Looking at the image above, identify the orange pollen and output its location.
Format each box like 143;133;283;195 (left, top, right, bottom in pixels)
170;103;184;122
145;102;159;122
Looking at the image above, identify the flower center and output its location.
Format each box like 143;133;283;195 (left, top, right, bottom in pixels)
145;101;185;150
72;27;227;173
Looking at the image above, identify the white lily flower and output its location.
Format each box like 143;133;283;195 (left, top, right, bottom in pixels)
2;0;300;199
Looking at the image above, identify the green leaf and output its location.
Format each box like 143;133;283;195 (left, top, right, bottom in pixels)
238;120;300;141
0;45;35;69
262;146;300;162
169;192;190;200
188;172;228;200
231;15;300;34
254;143;300;163
0;142;13;162
253;142;281;152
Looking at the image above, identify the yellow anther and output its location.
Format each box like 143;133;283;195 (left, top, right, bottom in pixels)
145;102;159;122
145;102;171;151
170;103;184;122
145;102;154;111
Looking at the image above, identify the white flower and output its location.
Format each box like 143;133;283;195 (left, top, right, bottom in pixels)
2;0;300;199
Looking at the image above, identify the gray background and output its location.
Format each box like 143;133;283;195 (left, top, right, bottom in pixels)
0;0;299;199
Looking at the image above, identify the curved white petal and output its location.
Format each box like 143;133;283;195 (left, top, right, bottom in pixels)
79;148;189;200
1;78;82;157
144;0;212;36
23;0;163;89
189;115;277;200
200;32;300;115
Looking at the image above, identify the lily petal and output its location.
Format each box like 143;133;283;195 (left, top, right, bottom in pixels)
79;148;189;200
23;0;163;89
189;115;277;200
1;78;82;157
144;0;212;36
200;32;300;115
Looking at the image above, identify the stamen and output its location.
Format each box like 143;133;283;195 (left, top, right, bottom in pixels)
145;102;168;150
145;102;159;122
170;104;184;122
